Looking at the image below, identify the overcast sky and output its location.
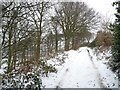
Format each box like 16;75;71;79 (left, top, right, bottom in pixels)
2;0;116;21
54;0;116;22
2;0;116;18
81;0;116;22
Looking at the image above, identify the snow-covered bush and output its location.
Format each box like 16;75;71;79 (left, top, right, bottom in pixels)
1;71;42;89
93;47;112;63
42;59;59;76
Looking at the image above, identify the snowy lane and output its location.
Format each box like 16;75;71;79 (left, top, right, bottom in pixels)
42;47;118;88
57;49;102;88
87;49;107;88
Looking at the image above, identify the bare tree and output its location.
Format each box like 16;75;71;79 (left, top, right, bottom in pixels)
26;2;51;65
2;2;52;73
53;2;99;51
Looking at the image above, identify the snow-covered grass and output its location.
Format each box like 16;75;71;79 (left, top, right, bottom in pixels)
42;47;119;88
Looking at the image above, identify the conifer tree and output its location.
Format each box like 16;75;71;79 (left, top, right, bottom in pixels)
111;1;120;73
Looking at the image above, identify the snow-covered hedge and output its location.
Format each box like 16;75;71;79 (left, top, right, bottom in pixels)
1;71;42;89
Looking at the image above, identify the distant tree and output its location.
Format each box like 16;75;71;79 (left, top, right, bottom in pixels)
101;16;113;31
27;2;51;65
96;31;112;47
110;1;120;73
2;2;52;73
51;16;59;53
0;2;1;68
2;2;19;73
53;2;98;51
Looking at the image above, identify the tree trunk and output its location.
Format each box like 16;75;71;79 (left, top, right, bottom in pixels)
22;47;26;66
72;35;75;50
55;30;58;53
0;39;1;69
36;32;41;64
64;37;70;51
12;31;17;69
7;29;12;73
35;2;44;65
12;42;17;69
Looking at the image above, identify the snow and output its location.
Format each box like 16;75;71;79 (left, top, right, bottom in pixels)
0;59;7;75
42;47;119;88
0;69;4;74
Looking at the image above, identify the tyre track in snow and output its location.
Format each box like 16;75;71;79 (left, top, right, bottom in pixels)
56;48;108;89
87;49;107;89
56;55;72;88
56;54;74;88
56;68;69;89
56;51;80;88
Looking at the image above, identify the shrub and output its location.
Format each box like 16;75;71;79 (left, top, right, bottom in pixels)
1;71;42;89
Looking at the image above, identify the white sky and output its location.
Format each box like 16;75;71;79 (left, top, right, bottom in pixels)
81;0;116;22
51;0;116;22
2;0;116;21
54;0;116;22
2;0;116;18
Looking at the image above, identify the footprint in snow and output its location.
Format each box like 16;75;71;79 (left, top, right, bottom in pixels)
66;68;69;72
